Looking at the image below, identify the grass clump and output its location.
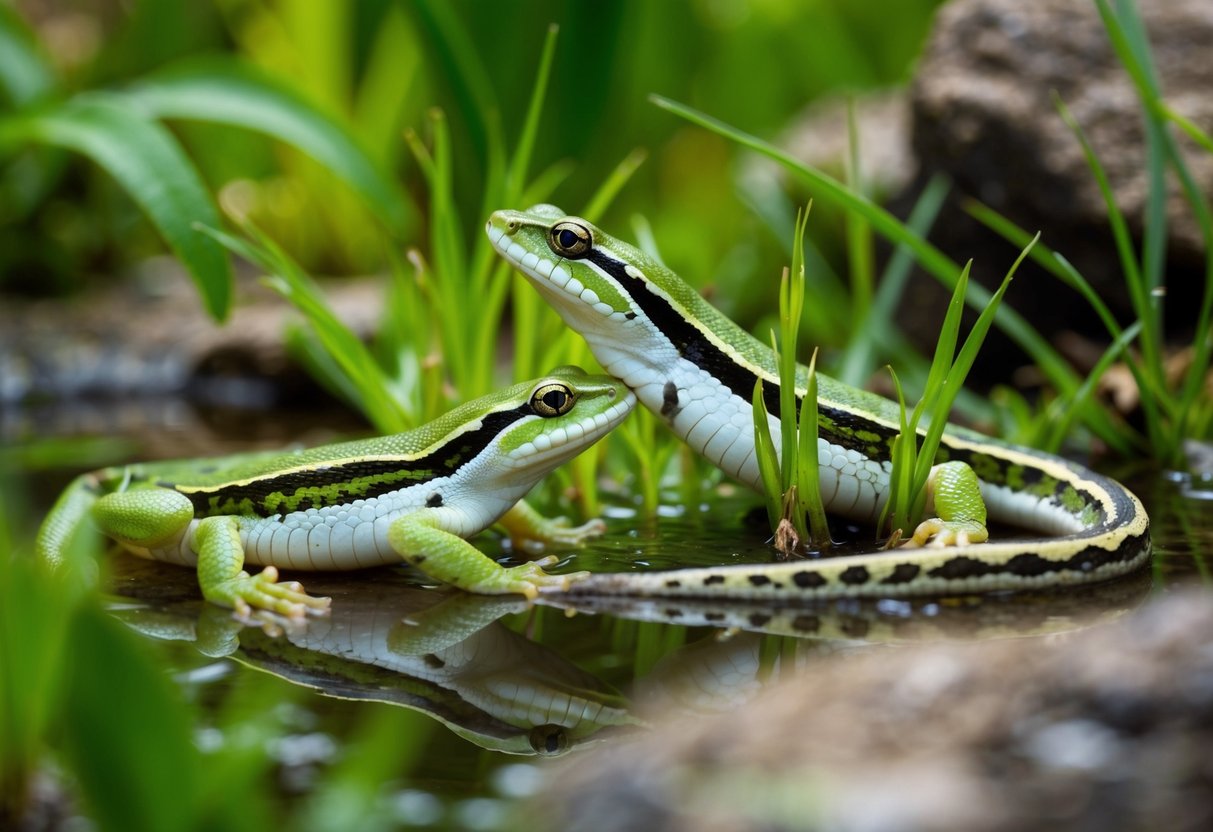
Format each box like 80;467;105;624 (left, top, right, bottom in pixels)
751;205;832;554
880;241;1033;540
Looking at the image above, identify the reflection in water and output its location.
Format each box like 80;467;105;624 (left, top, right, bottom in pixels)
108;557;637;756
106;539;1154;757
540;570;1153;715
538;567;1153;641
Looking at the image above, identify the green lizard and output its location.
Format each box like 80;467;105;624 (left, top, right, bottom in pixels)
487;205;1151;598
36;367;634;618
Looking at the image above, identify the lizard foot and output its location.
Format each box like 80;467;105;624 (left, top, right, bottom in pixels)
512;517;607;555
211;566;332;622
499;502;607;555
903;518;989;548
467;556;591;600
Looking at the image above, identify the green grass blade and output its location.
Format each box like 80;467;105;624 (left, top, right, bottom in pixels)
520;158;576;208
878;368;916;537
797;349;830;547
0;5;56;107
1054;95;1167;403
917;240;1032;479
1140;109;1168;303
1096;0;1213;456
504;23;558;202
838;172;949;386
198;222;409;432
844;97;873;324
410;108;475;393
947;241;1034;396
63;606;200;832
1162;103;1213;154
752;378;783;531
911;259;969;437
1043;321;1143;452
506;28;561;384
765;327;793;497
777;206;809;493
405;0;497;159
1102;0;1169;304
284;324;378;420
630;213;665;264
127;58;414;234
963;200;1125;340
582;148;648;224
960;200;1144;455
649;94;1083;400
1104;0;1162;95
475;107;508;245
0;94;231;319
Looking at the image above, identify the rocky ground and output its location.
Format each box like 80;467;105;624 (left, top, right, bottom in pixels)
532;587;1213;832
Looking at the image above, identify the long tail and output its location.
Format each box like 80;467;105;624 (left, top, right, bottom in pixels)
564;456;1151;600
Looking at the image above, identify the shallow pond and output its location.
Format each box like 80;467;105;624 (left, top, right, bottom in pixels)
78;455;1209;829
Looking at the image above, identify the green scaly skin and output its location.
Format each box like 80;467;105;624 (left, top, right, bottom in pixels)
486;205;1151;599
36;367;635;621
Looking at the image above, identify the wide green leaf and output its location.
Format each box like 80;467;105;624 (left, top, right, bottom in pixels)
126;58;412;235
62;604;200;832
0;93;231;318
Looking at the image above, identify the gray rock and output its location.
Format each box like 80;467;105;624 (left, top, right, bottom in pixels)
902;0;1213;373
914;0;1213;258
531;589;1213;832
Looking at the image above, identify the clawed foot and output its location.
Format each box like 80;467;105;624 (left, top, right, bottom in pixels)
471;556;591;600
209;566;332;628
510;517;607;555
903;518;989;548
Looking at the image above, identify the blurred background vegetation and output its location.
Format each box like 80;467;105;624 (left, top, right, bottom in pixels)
0;0;940;314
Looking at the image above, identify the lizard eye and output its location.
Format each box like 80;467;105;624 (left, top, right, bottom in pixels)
548;220;592;259
531;383;575;417
528;723;570;755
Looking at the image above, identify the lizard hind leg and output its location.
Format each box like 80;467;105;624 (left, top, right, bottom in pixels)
904;461;990;548
92;487;196;549
192;515;330;622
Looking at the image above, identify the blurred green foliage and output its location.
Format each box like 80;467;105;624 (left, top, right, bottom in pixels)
0;0;943;310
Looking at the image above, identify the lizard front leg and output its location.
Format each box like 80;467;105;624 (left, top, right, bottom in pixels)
496;501;607;555
388;508;589;599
